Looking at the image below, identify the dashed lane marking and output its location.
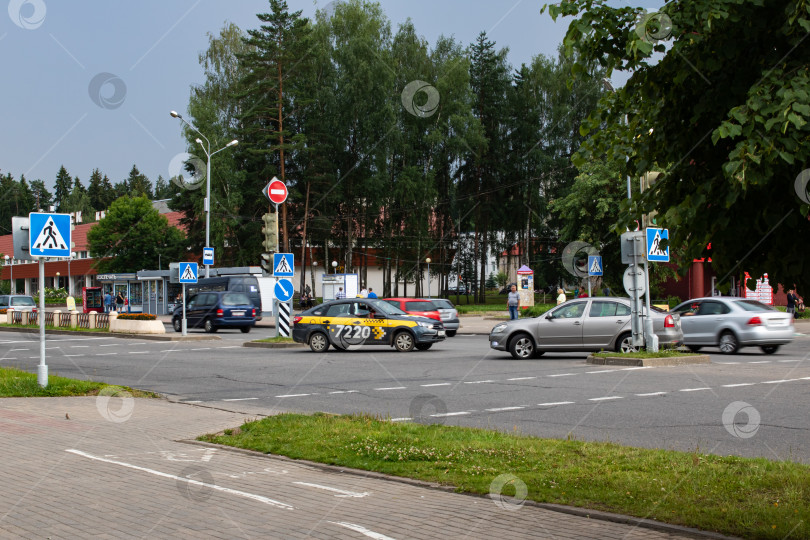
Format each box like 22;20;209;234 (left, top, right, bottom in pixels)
537;401;575;406
548;373;575;377
636;392;667;396
293;482;370;498
762;379;801;384
750;361;771;364
589;396;623;401
506;376;536;381
420;383;451;387
65;449;294;510
128;351;150;354
431;411;471;417
276;393;312;398
680;387;712;392
722;383;755;388
222;398;259;402
96;353;118;356
486;406;525;412
374;386;406;391
586;370;618;374
329;390;359;394
463;380;497;384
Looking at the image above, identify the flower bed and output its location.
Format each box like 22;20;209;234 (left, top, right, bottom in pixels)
116;313;157;321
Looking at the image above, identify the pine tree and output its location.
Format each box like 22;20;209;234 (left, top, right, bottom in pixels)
126;165;153;199
87;168;105;211
29;180;52;211
54;166;72;212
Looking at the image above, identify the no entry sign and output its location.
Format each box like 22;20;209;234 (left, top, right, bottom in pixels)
264;177;288;204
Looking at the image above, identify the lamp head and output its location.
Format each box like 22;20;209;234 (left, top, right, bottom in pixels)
170;110;181;118
426;257;431;264
226;139;238;147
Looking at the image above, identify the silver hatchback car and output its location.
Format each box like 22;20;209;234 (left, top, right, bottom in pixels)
489;298;683;359
670;297;794;354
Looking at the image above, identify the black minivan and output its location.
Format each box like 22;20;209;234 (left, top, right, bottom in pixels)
172;291;257;333
186;276;262;320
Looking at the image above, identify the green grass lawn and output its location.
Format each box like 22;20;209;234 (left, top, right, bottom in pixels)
592;349;695;358
0;366;156;398
0;323;108;333
254;336;295;343
200;413;809;539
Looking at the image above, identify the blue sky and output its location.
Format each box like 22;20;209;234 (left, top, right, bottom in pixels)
0;0;645;191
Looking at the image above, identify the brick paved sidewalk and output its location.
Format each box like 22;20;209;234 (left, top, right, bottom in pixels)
0;397;723;539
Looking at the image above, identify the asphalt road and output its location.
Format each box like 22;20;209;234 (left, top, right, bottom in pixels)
2;327;809;463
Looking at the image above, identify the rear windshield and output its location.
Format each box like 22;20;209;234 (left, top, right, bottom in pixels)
405;301;437;312
734;300;775;312
431;299;454;309
11;297;35;307
222;293;251;306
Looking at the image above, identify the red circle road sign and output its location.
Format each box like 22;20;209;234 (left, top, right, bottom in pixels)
264;178;288;204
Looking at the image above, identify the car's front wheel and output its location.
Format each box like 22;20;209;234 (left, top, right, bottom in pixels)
172;318;182;333
446;330;456;337
760;345;780;354
308;332;328;353
240;326;251;334
616;333;638;353
203;318;217;333
508;333;535;359
718;331;739;354
393;331;415;352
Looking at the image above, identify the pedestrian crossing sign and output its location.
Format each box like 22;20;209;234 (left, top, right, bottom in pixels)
29;213;71;258
588;255;603;276
273;253;294;277
178;262;198;283
646;227;670;262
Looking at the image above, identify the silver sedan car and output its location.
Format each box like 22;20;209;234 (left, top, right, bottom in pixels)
670;297;794;354
489;298;683;359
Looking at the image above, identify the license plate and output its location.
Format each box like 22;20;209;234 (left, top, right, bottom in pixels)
770;319;788;326
232;310;245;316
438;330;446;337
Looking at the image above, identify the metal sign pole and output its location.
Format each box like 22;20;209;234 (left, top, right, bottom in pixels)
181;283;187;336
632;237;643;347
643;260;657;351
37;258;47;387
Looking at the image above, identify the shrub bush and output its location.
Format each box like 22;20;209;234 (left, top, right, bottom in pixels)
116;313;157;321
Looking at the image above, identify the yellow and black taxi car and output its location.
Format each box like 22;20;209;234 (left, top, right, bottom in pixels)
292;298;446;352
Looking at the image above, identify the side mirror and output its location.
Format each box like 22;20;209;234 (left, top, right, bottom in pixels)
545;313;554;320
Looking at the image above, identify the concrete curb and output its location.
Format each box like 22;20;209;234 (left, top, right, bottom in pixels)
0;326;221;341
587;354;711;367
180;436;738;540
243;341;306;349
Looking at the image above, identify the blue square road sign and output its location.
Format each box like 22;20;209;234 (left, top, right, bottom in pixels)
273;253;294;277
587;255;603;276
29;213;72;258
203;247;214;266
646;228;670;262
178;262;199;284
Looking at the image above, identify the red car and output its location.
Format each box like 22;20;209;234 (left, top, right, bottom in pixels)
382;298;442;322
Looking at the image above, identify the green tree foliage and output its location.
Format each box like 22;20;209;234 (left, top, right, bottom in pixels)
86;196;185;273
29;180;52;211
87;168;116;212
53;166;72;212
62;176;94;218
546;0;810;291
125;165;153;199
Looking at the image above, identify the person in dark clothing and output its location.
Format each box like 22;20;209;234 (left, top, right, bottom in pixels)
115;292;125;312
786;288;798;318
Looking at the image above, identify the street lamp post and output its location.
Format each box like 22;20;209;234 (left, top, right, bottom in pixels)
56;271;60;291
68;252;75;296
425;257;431;298
3;255;11;294
331;261;338;274
170;110;238;279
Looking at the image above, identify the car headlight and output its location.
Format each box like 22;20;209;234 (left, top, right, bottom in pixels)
492;324;507;333
417;321;434;328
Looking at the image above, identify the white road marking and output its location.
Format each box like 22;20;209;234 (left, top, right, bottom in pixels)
65;449;294;510
749;361;771;364
276;393;311;398
62;354;82;357
183;400;203;403
9;348;28;351
762;379;800;384
679;387;711;392
390;418;411;422
537;401;575;406
589;396;623;401
375;386;406;391
70;345;90;348
219;346;242;349
431;411;470;417
160;350;180;352
506;376;536;381
620;366;652;370
636;392;667;396
801;377;810;380
222;398;259;402
716;362;739;365
96;353;118;356
2;357;17;360
586;370;617;374
486;406;525;412
329;390;359;394
548;373;575;377
191;348;211;351
328;521;395;540
463;380;496;384
99;344;118;347
129;351;150;354
722;383;755;388
293;482;370;498
421;383;451;387
778;360;799;363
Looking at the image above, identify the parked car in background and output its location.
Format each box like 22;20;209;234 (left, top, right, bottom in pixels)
430;298;459;337
670;297;794;354
382;298;442;322
172;291;256;333
445;285;467;295
489;297;683;359
0;295;37;312
186;276;263;320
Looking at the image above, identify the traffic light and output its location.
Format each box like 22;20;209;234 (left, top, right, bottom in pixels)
262;212;278;252
261;212;278;275
640;171;660;228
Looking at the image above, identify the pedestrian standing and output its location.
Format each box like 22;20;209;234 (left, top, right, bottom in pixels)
335;287;345;299
507;284;520;320
367;287;378;299
786;288;797;318
359;286;368;298
115;292;124;312
103;291;112;313
556;288;566;305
